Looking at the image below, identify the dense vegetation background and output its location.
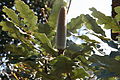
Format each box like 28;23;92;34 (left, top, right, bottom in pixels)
0;0;120;80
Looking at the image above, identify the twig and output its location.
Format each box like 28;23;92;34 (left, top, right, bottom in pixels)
67;0;72;14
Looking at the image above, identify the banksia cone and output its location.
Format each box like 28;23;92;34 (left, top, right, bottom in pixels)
56;7;67;50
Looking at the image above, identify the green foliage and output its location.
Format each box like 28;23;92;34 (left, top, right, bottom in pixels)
52;56;74;74
5;44;24;55
38;23;51;35
77;35;99;43
0;21;18;33
82;14;106;36
0;0;120;79
0;0;56;79
89;53;120;78
90;7;120;33
67;15;83;33
65;41;93;59
48;0;67;29
15;0;38;31
3;6;20;24
67;14;106;36
34;33;52;48
115;6;120;22
72;68;89;79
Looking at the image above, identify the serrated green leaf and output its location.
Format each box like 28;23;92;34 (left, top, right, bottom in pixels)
115;56;120;61
115;6;120;22
5;44;24;55
65;41;93;59
82;14;105;36
90;7;120;33
0;21;17;33
89;8;112;24
2;6;20;24
71;43;93;59
96;69;118;79
77;35;99;43
0;21;36;50
48;0;67;29
38;23;52;35
34;32;52;48
41;43;57;57
65;40;83;58
15;0;38;31
67;15;83;33
89;55;120;75
3;6;29;31
78;56;90;65
66;43;82;54
91;33;110;41
72;68;89;79
53;55;74;74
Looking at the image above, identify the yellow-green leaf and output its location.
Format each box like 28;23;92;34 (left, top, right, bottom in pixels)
48;0;67;29
78;35;99;43
34;33;52;48
0;21;17;33
3;6;19;24
82;14;106;36
67;15;83;33
15;0;38;30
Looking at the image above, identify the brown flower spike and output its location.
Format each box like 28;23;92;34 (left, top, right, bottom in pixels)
56;7;67;53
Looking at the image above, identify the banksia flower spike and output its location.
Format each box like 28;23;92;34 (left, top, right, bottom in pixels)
56;7;67;54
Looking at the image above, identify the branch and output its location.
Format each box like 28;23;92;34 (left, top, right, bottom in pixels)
67;0;72;14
